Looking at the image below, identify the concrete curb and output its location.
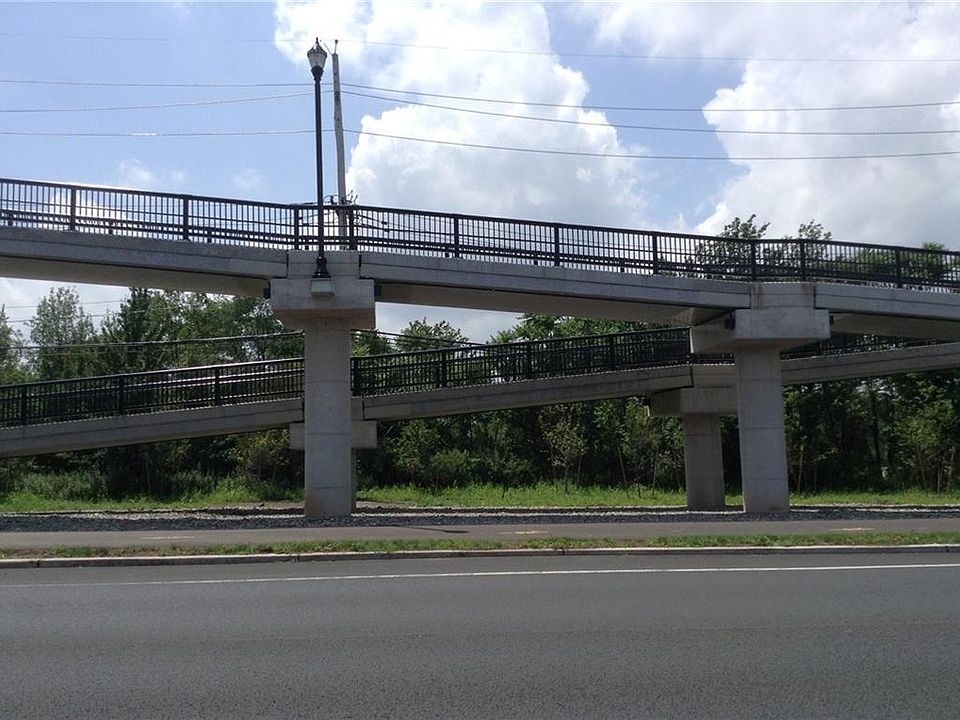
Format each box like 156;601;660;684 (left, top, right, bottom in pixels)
1;543;955;569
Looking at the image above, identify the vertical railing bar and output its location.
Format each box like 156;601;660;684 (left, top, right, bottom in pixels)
293;206;301;250
348;205;356;250
117;376;126;415
895;248;904;288
182;196;190;241
453;216;460;258
68;187;77;231
553;225;561;267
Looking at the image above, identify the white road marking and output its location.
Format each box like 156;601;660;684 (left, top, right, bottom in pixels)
502;530;548;535
2;562;958;590
141;535;196;540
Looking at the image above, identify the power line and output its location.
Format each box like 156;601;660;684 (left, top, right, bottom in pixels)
2;129;314;138
350;130;960;161
5;126;957;161
345;89;960;137
2;32;958;63
12;331;302;352
341;83;960;114
0;91;315;114
0;78;305;89
3;298;127;310
5;77;959;113
10;329;475;352
6;84;953;135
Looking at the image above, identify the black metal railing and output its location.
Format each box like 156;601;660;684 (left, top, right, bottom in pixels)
0;358;303;427
3;178;958;290
350;328;697;396
0;330;934;428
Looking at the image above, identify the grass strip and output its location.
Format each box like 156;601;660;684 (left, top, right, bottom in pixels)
3;531;958;560
6;484;959;513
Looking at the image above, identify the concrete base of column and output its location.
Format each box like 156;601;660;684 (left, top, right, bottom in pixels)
735;346;790;513
682;414;726;511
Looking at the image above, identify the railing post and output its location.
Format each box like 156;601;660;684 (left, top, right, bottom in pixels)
895;248;904;288
68;187;77;232
453;216;461;258
553;225;561;267
347;206;356;251
19;385;28;425
750;241;758;280
607;335;616;371
293;207;301;250
350;357;358;395
182;197;190;241
524;343;533;380
117;376;126;415
439;350;449;388
799;240;807;281
214;367;222;405
651;233;660;274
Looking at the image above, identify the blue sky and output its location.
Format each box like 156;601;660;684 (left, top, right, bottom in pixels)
2;1;958;339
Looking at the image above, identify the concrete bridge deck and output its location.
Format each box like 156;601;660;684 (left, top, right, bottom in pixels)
3;178;959;340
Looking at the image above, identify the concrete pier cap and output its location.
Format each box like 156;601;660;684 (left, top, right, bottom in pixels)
689;284;830;355
269;251;376;519
689;284;831;514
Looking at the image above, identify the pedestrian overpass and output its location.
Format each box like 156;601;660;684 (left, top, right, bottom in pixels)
2;177;959;515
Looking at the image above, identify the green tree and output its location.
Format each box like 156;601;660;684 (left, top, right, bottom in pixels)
28;287;96;380
0;306;27;383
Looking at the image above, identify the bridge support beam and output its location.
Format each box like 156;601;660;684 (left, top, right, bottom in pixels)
270;251;376;518
650;387;736;511
691;284;830;513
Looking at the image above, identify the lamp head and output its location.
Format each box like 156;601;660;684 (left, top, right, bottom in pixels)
307;38;328;80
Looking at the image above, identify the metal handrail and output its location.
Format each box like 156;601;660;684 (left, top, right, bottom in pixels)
3;177;958;289
0;330;932;427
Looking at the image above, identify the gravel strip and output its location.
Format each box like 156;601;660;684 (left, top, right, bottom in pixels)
2;506;959;532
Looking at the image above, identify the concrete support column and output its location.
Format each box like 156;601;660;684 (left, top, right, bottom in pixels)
734;345;790;513
650;383;735;512
682;414;726;511
302;323;353;518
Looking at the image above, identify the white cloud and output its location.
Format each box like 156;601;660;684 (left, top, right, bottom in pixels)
274;0;651;226
579;2;960;247
117;159;186;192
231;167;264;194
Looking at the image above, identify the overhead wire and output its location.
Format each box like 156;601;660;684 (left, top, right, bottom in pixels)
0;91;315;114
342;89;960;137
3;127;957;160
4;85;955;136
4;77;959;113
2;32;958;63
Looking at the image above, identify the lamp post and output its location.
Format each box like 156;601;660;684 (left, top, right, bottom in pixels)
307;38;329;278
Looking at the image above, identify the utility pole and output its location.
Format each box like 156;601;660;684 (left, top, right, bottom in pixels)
331;40;347;205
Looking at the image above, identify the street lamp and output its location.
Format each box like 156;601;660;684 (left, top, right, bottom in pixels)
307;38;329;278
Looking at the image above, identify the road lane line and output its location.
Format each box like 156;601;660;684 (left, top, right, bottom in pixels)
2;562;958;589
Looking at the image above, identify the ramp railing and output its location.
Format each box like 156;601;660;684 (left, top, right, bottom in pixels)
0;330;930;428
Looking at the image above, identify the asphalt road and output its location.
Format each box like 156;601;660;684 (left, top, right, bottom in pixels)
3;516;959;550
2;553;958;719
